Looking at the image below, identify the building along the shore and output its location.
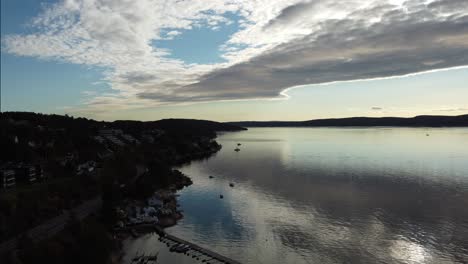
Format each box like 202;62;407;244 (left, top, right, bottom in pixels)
1;169;16;189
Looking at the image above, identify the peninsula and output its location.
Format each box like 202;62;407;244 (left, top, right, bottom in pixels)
0;112;245;264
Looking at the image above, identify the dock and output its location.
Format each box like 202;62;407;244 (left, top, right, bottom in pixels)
159;231;242;264
116;225;242;264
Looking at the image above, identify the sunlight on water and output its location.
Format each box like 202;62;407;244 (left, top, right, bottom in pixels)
390;238;431;263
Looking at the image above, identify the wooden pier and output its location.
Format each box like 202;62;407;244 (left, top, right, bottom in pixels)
152;226;241;264
117;225;242;264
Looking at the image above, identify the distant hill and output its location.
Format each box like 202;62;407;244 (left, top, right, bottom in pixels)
227;114;468;127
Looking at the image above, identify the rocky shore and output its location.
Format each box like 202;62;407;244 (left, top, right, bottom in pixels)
110;170;193;263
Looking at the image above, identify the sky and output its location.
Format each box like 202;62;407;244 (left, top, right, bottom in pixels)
1;0;467;121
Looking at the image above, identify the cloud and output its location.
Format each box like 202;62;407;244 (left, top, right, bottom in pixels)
371;107;383;111
3;0;468;113
169;1;468;102
436;107;468;112
262;0;320;30
163;30;182;40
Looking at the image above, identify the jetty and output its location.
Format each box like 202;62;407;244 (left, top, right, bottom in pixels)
116;225;242;264
156;227;241;264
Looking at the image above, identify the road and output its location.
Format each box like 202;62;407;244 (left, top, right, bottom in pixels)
0;197;102;254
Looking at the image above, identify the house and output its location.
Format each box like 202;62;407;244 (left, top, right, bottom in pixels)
125;205;160;226
105;135;126;146
1;169;16;189
159;208;173;216
15;164;37;184
1;163;46;187
139;215;158;224
147;197;163;208
142;206;158;216
98;129;127;146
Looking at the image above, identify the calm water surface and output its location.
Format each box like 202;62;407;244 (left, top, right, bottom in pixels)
123;128;468;264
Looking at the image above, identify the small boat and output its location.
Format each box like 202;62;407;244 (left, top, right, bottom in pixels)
229;183;234;187
209;175;214;179
132;252;159;264
219;194;224;199
132;251;141;262
237;143;241;146
234;148;240;152
169;244;179;252
172;244;190;253
147;253;159;261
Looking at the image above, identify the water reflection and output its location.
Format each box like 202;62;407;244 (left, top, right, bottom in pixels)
124;128;468;263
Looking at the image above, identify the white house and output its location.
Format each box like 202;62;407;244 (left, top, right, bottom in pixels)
147;197;163;208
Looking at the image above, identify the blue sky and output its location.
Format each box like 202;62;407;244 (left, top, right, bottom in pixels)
156;12;242;64
1;0;468;121
1;0;108;112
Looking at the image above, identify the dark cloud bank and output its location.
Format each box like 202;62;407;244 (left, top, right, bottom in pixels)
139;0;468;102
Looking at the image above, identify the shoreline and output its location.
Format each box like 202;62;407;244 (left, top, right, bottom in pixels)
110;146;221;263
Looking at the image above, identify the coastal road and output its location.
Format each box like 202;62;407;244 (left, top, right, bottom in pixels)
0;197;102;254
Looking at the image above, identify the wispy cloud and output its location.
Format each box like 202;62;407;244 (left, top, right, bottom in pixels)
3;0;468;114
435;107;468;112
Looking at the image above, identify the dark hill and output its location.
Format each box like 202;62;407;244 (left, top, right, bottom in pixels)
111;118;246;135
227;114;468;127
0;112;246;133
150;119;247;132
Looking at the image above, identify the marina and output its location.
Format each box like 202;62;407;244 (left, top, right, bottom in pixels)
121;225;241;264
157;231;241;264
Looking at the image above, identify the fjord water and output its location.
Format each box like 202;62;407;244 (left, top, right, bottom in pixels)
132;128;468;263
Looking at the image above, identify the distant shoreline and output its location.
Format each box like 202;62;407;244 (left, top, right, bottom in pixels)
226;114;468;127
